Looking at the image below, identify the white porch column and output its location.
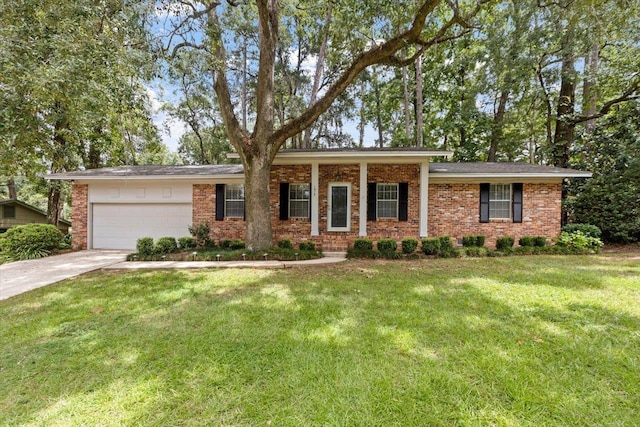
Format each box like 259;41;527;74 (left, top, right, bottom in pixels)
359;161;367;236
311;162;319;236
419;160;429;237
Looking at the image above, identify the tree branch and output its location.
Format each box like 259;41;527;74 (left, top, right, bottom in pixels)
572;76;640;124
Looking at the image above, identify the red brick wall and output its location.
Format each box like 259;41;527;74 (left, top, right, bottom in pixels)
71;184;88;250
366;163;421;242
428;182;562;248
192;184;244;243
270;165;313;245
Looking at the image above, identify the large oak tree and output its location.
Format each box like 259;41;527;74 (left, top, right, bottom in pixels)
160;0;490;249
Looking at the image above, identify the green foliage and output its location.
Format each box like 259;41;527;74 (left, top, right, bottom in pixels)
556;231;604;253
1;224;62;260
519;236;535;247
462;247;490;257
353;239;373;251
188;223;211;249
437;236;458;258
421;238;441;255
495;236;515;251
533;236;547;247
376;239;397;253
562;224;602;239
401;238;419;254
220;239;246;250
178;237;197;250
155;237;178;254
298;241;316;251
277;239;293;249
462;235;485;247
136;238;155;256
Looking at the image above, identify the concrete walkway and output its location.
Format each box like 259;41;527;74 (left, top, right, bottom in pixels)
105;255;347;271
0;250;128;300
0;251;346;300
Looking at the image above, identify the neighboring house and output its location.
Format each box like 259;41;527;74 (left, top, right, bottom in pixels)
46;148;591;251
0;199;71;234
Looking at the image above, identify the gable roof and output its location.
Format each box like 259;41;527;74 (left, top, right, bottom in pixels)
0;199;72;226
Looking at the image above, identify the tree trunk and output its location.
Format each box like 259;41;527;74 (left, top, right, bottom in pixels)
415;54;423;146
372;70;384;147
7;177;17;199
402;65;412;141
48;102;67;226
241;37;248;132
552;50;576;168
582;42;599;134
302;3;332;148
243;152;273;250
488;89;509;162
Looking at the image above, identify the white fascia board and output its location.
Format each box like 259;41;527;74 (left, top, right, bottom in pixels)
430;172;591;180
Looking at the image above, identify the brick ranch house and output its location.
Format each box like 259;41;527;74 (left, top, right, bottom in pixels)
47;148;591;251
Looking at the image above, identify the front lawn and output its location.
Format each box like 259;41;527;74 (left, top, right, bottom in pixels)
1;254;639;425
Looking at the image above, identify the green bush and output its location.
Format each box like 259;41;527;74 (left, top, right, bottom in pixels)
556;231;603;253
188;223;211;249
377;238;397;253
461;236;475;247
462;246;489;257
156;237;178;254
353;238;373;251
219;239;233;250
533;236;547;247
178;236;197;250
229;239;246;250
401;238;419;254
136;237;155;255
421;238;441;255
519;236;535;247
495;236;515;251
475;235;486;247
437;236;458;258
346;248;380;259
277;239;293;249
299;241;316;251
562;223;602;239
1;224;63;259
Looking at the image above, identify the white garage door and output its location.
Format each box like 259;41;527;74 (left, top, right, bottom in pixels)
92;203;193;250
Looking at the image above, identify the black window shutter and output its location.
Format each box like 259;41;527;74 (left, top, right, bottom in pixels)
398;182;409;221
513;183;523;223
279;183;289;220
479;183;490;223
308;183;312;219
215;184;225;221
367;183;377;221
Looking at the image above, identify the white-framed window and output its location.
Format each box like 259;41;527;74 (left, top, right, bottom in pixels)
289;183;310;218
225;184;245;218
489;184;511;219
377;183;398;219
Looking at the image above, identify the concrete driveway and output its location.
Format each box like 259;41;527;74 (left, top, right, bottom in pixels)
0;250;128;301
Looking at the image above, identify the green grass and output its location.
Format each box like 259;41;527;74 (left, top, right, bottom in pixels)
1;254;639;426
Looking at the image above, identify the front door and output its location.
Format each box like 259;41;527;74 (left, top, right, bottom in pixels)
328;183;350;231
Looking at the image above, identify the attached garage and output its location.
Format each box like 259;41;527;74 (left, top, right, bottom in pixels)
92;203;192;250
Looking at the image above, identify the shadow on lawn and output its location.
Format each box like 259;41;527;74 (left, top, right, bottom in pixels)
1;258;639;425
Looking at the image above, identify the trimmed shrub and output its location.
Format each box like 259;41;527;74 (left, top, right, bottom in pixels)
156;237;178;254
461;235;476;247
462;246;489;257
178;236;197;250
401;238;419;254
495;236;515;251
277;239;293;249
519;236;535;247
299;241;316;251
421;238;441;255
562;223;602;239
377;238;397;253
1;223;63;259
475;235;486;247
219;239;233;250
136;237;155;255
225;239;245;250
437;236;457;258
533;236;547;247
188;223;211;249
353;238;373;251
